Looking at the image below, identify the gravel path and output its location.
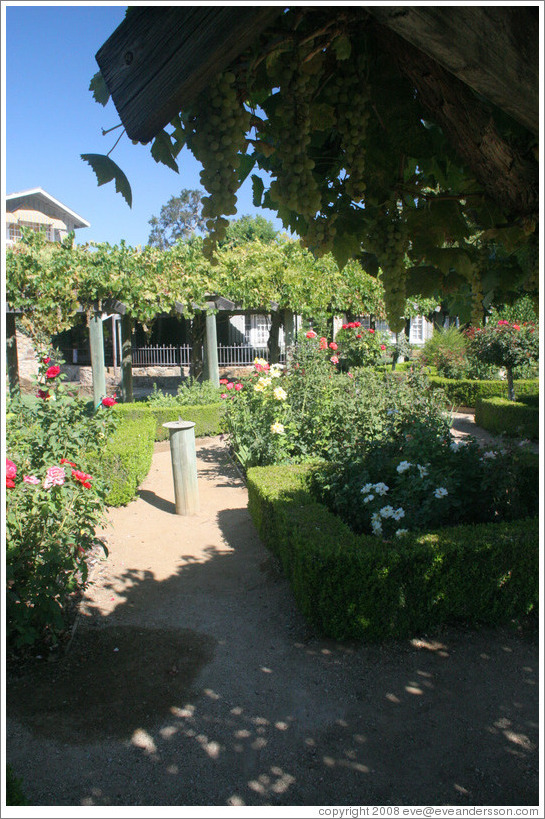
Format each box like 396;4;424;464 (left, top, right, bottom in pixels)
6;426;540;810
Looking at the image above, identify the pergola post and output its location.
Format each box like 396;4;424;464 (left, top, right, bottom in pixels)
120;314;134;403
6;312;20;394
204;311;220;387
89;313;107;407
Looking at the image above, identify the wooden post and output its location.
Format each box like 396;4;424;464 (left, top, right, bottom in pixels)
162;421;200;515
6;312;20;394
89;313;107;407
120;314;134;403
205;311;220;387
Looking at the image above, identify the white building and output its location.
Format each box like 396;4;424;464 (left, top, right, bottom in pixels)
6;187;90;244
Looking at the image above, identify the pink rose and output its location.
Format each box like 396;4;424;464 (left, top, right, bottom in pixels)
329;342;338;350
306;331;317;339
43;465;65;489
6;459;17;480
23;475;40;484
330;355;339;364
234;383;243;391
226;382;234;390
221;393;228;399
45;365;61;379
219;378;229;385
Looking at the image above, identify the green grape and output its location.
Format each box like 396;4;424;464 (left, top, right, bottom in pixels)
182;69;251;259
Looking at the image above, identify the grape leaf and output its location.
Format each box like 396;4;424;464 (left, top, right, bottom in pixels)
81;154;132;208
151;130;179;172
332;35;351;61
89;71;110;106
237;153;256;185
251;174;265;207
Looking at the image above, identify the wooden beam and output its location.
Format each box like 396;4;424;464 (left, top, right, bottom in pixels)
366;6;539;134
96;6;282;143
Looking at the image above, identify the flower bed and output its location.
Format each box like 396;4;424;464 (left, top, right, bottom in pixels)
247;463;538;640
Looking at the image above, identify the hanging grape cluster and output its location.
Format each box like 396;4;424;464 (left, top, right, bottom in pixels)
323;53;370;203
367;211;409;333
182;71;251;260
267;48;324;220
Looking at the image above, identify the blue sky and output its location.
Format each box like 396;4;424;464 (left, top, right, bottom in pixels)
3;1;286;247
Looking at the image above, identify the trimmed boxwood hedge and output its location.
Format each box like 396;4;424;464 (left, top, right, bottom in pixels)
427;376;539;408
475;396;540;440
113;401;226;441
247;464;538;641
91;402;225;507
89;412;156;507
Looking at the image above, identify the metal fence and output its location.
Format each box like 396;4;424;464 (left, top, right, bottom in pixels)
130;344;286;368
131;344;192;367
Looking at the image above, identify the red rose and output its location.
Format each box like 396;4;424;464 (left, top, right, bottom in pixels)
306;331;317;339
101;396;117;407
226;382;234;390
356;334;362;339
319;337;327;350
368;329;375;334
513;324;520;330
42;356;51;364
219;378;229;385
353;321;361;328
37;389;50;400
380;344;386;350
6;458;17;480
72;469;93;487
234;383;243;391
45;365;61;379
61;458;77;467
329;342;338;350
341;324;348;330
6;478;15;489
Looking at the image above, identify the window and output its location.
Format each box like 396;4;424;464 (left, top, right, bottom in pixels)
245;314;270;347
6;221;53;242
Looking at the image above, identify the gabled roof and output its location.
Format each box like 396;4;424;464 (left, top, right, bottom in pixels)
6;187;90;229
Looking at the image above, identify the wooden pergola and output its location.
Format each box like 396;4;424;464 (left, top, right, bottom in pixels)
95;5;539;221
6;295;237;405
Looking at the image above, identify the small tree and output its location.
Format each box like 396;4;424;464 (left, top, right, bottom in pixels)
466;320;539;400
148;189;207;249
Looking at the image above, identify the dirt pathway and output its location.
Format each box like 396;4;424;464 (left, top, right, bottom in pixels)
6;431;540;809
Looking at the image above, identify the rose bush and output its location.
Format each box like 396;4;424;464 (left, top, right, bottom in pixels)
224;334;449;469
5;347;118;651
334;321;390;370
311;422;539;539
466;320;539;400
5;454;109;649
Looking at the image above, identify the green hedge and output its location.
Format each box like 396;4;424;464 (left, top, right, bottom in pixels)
247;464;538;641
427;376;539;408
89;413;156;507
475;396;540;440
113;402;226;441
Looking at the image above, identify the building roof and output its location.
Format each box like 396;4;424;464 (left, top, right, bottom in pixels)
6;188;90;229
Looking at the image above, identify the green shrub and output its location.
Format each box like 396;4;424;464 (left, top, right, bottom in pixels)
113;402;225;441
146;378;224;407
247;464;538;641
428;376;539;407
475;396;540;440
420;326;469;379
90;413;156;507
